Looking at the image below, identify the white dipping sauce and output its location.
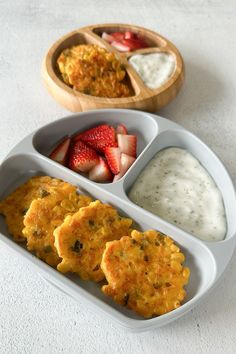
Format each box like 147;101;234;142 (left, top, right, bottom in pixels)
129;148;227;241
129;53;176;89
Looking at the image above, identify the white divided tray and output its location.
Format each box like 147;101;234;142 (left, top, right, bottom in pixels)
0;109;236;332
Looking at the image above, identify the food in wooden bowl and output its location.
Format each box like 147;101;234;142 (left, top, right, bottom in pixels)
101;30;149;51
42;23;184;112
57;44;132;98
129;52;176;89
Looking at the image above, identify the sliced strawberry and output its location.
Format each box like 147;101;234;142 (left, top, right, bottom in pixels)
73;124;117;153
111;40;130;52
73;124;115;143
49;137;71;165
68;141;99;173
122;38;149;50
116;124;128;135
105;147;121;175
113;153;135;182
89;157;113;182
111;32;125;41
117;134;137;157
101;32;114;43
124;31;136;39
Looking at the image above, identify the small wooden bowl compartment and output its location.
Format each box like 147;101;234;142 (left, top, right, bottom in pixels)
42;24;184;112
91;24;167;48
50;31;136;98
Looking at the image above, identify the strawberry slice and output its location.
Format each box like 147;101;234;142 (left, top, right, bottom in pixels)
68;141;99;173
105;147;121;175
111;32;125;41
124;31;136;39
122;38;148;50
113;153;135;182
89;157;113;182
49;137;71;165
73;124;117;153
111;41;130;52
101;32;114;43
117;134;137;157
116;124;128;135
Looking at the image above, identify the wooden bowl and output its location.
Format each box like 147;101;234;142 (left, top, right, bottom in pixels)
42;23;184;112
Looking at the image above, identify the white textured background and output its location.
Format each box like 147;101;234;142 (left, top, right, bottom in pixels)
0;1;236;353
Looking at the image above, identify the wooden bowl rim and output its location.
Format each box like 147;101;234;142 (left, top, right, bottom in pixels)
43;23;184;104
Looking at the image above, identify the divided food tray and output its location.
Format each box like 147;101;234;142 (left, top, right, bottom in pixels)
42;23;184;112
0;109;236;332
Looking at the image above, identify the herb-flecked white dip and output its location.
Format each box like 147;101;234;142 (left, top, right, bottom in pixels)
128;52;176;89
129;147;227;241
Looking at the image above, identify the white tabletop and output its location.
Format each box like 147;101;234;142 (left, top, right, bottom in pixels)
0;1;236;353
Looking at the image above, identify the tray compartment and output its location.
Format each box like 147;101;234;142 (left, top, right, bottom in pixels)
47;31;136;97
0;153;216;324
127;48;178;92
50;32;91;85
124;129;236;241
33;110;158;178
92;25;166;48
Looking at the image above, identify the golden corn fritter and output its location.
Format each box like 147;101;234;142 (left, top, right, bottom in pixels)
101;229;190;318
23;184;92;268
57;44;132;98
0;176;68;242
54;200;133;281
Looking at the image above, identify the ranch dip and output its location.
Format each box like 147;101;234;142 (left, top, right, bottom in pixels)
129;53;176;89
129;147;227;241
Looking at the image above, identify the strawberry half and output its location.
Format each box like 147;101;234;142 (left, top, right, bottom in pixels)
117;134;137;157
105;147;121;175
111;32;125;42
101;32;114;43
89;157;113;182
49;137;71;165
68;140;99;173
124;31;135;39
116;124;128;135
73;124;117;153
123;38;148;50
111;41;130;52
113;153;136;182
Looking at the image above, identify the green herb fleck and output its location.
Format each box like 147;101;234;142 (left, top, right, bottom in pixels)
40;189;50;198
44;245;52;253
33;230;42;238
140;244;145;251
22;208;28;216
72;240;83;253
93;264;99;271
123;294;129;306
88;220;95;227
153;283;161;289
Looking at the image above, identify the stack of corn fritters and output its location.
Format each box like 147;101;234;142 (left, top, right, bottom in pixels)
0;176;190;318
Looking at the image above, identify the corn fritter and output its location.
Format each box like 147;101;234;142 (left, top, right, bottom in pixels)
101;229;190;318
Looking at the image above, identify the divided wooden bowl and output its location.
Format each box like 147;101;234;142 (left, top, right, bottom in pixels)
42;24;184;112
